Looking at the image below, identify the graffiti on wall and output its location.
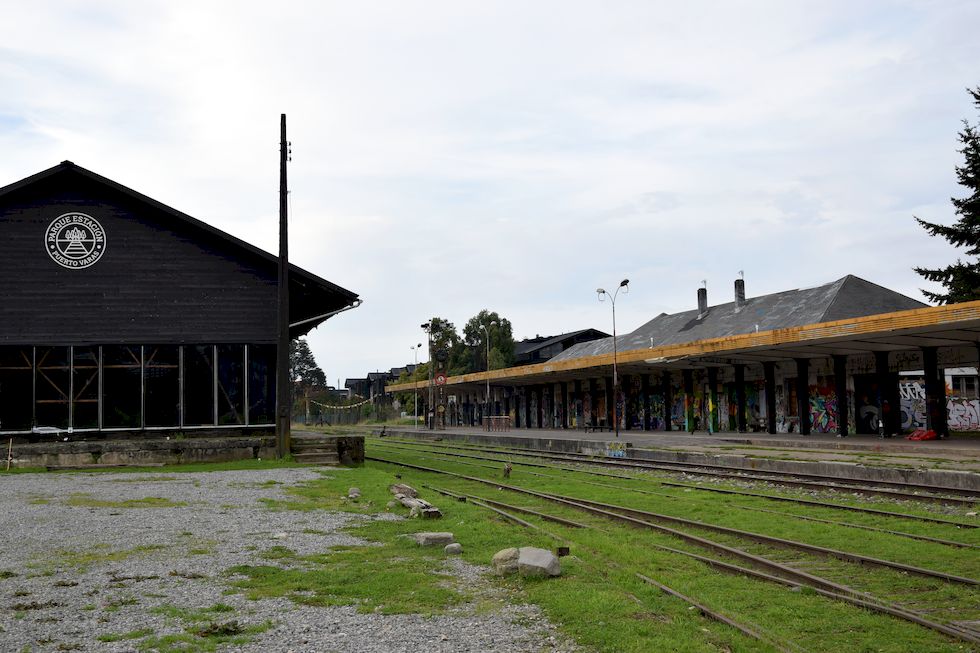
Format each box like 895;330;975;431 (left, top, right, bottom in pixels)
808;378;838;433
649;393;665;430
899;380;980;431
899;381;926;430
948;397;980;430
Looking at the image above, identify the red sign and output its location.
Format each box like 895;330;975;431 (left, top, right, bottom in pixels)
435;373;447;386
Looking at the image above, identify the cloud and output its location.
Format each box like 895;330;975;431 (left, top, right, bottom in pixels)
2;0;979;381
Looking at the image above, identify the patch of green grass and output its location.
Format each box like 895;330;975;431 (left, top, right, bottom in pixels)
138;604;271;653
258;546;296;561
361;443;977;652
0;466;46;475
104;595;139;612
0;570;17;580
64;494;186;508
97;628;154;642
32;544;167;574
3;459;304;477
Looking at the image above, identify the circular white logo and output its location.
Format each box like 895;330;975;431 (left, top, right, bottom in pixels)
45;213;107;269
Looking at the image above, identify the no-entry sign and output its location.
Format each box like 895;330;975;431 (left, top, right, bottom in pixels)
435;373;447;386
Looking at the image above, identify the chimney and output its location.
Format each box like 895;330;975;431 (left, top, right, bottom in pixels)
697;284;708;318
735;277;746;308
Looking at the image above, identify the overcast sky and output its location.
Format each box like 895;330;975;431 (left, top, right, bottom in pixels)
3;1;979;384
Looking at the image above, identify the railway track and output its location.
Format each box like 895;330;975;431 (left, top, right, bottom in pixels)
377;436;980;504
367;453;980;646
382;442;980;549
372;438;979;530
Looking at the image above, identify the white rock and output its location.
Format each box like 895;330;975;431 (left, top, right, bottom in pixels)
444;543;462;555
412;532;455;546
517;547;561;577
492;547;520;575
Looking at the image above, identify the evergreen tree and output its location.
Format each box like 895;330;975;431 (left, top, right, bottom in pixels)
289;338;326;388
914;87;980;304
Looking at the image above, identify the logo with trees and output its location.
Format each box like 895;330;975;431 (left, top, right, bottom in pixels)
45;213;107;269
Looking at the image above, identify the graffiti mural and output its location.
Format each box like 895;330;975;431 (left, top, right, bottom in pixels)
808;377;838;433
671;382;685;430
899;380;980;431
899;381;926;430
774;384;786;432
629;376;643;429
650;393;665;430
948;397;980;430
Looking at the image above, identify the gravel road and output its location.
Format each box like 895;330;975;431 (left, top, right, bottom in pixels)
0;468;575;652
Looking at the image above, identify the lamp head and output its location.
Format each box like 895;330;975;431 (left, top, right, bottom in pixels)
620;279;629;287
597;288;606;301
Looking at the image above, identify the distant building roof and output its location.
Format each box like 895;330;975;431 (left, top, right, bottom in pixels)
515;329;609;356
551;276;927;362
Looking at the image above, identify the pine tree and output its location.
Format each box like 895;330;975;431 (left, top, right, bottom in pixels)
914;87;980;304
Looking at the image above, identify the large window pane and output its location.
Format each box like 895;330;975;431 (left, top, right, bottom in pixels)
72;347;99;429
248;345;276;425
0;347;33;431
103;346;141;429
184;345;215;426
217;345;245;425
36;346;69;429
145;346;179;427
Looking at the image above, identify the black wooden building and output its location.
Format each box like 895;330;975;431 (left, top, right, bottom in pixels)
0;161;358;437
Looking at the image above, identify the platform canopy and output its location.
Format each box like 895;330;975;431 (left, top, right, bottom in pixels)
387;277;980;391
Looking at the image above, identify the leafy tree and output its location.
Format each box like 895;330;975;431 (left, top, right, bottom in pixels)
424;317;469;376
289;338;326;389
461;310;516;372
915;87;980;304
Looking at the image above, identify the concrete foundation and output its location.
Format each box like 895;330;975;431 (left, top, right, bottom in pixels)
8;436;278;469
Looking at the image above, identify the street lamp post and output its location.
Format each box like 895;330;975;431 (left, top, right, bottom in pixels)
479;321;497;427
411;343;422;430
421;321;439;430
597;279;629;438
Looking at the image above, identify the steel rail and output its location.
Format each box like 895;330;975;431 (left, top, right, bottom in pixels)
423;485;589;528
561;495;977;585
381;437;979;504
736;506;980;550
375;442;980;549
369;456;877;596
371;440;979;529
634;573;800;653
660;481;978;529
424;481;795;651
368;455;980;646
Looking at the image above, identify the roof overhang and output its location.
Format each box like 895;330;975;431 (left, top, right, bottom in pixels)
386;300;980;392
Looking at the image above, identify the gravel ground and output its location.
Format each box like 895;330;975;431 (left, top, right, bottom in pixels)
0;468;577;652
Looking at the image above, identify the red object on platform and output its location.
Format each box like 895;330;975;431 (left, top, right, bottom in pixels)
906;429;937;441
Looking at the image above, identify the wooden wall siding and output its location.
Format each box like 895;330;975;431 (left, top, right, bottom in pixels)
0;172;279;344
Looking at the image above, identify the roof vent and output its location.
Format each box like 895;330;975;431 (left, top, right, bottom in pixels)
735;273;746;308
697;281;708;319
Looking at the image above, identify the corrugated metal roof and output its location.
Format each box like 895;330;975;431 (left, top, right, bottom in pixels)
550;276;926;362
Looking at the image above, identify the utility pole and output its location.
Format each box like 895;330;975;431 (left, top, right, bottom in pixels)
276;114;291;458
